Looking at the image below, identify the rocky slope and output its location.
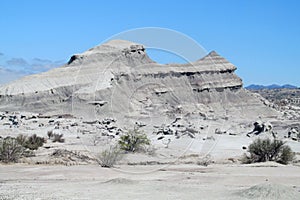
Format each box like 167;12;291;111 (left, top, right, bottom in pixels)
0;40;278;123
248;88;300;120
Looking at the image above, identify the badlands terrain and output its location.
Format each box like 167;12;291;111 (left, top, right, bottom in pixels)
0;40;300;199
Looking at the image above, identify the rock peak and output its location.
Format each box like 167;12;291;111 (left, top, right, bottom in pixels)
102;39;142;49
82;39;144;55
66;39;151;66
207;50;219;56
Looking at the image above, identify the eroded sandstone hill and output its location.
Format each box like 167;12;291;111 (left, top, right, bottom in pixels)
0;40;278;121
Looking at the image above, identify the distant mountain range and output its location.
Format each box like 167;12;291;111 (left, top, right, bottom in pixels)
246;84;299;90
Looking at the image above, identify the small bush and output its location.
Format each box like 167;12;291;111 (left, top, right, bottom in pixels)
90;134;100;146
242;138;295;164
97;145;123;168
47;130;53;139
52;133;65;143
16;134;27;146
0;135;40;163
0;137;24;163
23;134;46;150
279;145;295;164
118;127;150;152
16;134;46;150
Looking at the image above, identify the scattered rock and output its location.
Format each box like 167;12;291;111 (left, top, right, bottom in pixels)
247;121;276;138
215;128;226;135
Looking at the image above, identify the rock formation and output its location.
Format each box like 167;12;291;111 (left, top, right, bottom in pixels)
0;40;278;123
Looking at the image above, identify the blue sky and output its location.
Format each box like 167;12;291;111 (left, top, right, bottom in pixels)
0;0;299;86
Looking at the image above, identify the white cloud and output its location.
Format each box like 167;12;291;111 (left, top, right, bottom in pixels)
30;58;65;72
0;67;27;85
6;58;29;67
0;57;66;85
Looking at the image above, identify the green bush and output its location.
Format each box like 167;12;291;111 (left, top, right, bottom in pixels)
0;137;24;163
22;134;45;150
242;138;295;165
118;127;150;152
97;145;123;168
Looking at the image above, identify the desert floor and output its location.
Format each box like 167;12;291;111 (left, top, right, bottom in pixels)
1;163;300;200
1;111;300;199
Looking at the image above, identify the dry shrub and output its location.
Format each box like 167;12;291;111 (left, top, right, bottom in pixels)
0;137;24;163
47;130;53;139
0;134;43;163
197;155;213;166
97;145;123;168
22;134;45;150
52;133;65;143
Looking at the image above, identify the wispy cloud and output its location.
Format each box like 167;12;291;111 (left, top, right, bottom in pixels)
6;58;29;67
0;67;28;85
4;57;65;72
30;58;65;72
0;56;66;85
0;52;4;56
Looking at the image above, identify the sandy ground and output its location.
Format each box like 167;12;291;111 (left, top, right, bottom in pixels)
1;112;300;199
1;163;300;200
